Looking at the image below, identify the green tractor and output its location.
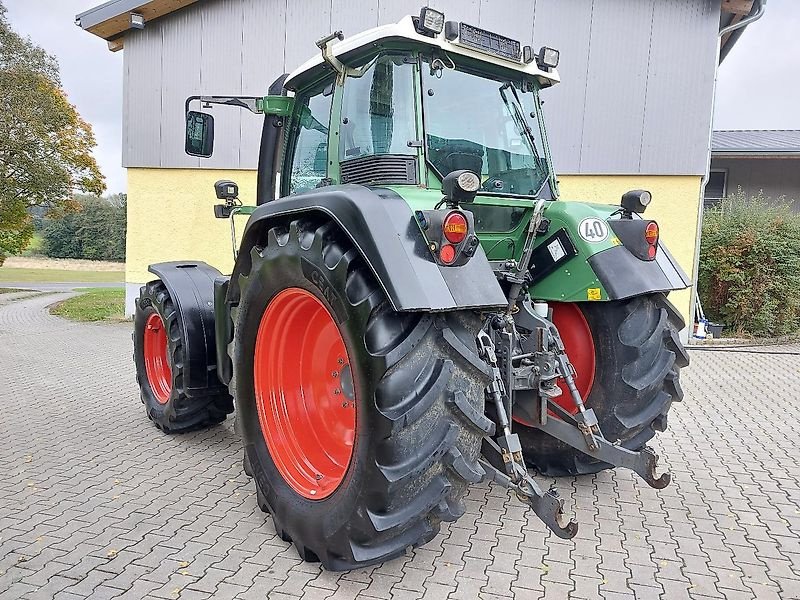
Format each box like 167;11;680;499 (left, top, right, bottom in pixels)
133;8;689;570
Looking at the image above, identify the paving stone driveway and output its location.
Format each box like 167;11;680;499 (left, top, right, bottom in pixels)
1;291;800;600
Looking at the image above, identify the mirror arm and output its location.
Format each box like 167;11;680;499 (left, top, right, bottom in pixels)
185;95;264;115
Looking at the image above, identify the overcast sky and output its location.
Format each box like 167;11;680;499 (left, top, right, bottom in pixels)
4;0;799;194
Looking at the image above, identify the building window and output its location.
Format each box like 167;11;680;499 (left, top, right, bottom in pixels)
703;169;727;208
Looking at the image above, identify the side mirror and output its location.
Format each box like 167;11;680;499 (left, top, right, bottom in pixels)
185;110;214;157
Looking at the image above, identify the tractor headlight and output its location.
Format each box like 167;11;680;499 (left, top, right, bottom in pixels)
442;169;480;206
417;7;445;36
457;171;480;193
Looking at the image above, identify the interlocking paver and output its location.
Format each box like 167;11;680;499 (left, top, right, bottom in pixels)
3;293;800;599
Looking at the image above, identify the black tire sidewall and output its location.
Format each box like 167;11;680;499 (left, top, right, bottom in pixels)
234;240;378;547
134;286;179;422
579;299;637;442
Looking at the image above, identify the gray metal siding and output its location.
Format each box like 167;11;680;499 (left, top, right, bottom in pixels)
124;24;163;167
532;0;594;174
711;157;800;209
122;0;721;175
160;6;201;169
640;0;719;174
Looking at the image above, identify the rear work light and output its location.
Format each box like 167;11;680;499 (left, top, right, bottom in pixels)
443;212;468;244
645;222;659;259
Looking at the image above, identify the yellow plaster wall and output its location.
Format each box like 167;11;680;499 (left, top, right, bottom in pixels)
558;174;702;328
127;168;700;327
126;168;258;283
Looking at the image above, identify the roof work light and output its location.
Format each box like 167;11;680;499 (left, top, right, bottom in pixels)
417;7;445;36
536;47;560;69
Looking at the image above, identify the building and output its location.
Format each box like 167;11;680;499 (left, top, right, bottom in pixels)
76;0;764;332
706;130;800;210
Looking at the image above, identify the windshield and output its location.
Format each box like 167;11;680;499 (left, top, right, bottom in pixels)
422;61;554;199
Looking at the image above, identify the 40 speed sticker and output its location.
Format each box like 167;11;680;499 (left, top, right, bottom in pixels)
578;217;609;243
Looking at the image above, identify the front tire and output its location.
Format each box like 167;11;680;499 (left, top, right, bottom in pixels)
232;217;492;570
517;293;689;476
133;281;233;433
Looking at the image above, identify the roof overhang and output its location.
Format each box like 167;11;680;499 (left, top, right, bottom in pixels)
75;0;200;51
78;0;764;56
719;0;765;62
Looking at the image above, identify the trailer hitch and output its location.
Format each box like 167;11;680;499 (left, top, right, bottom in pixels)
478;328;578;539
539;402;670;489
480;438;578;539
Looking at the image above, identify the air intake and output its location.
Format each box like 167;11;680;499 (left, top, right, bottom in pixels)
340;154;418;186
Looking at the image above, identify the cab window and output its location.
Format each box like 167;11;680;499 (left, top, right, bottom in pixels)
287;84;333;195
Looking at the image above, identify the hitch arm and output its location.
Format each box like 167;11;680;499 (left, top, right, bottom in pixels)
481;438;578;539
539;404;671;489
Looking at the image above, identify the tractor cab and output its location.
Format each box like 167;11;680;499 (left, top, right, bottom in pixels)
186;9;561;211
280;11;561;203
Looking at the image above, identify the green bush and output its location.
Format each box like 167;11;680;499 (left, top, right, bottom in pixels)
43;194;126;261
699;189;800;337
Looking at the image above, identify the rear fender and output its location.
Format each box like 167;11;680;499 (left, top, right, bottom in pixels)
226;184;507;311
148;261;228;395
529;202;690;302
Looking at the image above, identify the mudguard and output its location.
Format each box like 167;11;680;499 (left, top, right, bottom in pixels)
521;201;690;303
227;184;508;311
589;242;690;300
148;261;228;395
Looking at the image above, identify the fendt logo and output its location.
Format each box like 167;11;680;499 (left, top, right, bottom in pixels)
301;258;347;323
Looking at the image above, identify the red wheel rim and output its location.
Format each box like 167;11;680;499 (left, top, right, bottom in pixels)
513;302;595;424
143;312;172;404
550;302;595;414
253;287;356;500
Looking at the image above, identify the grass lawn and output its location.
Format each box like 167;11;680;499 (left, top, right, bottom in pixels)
0;288;27;294
0;268;124;283
50;288;126;322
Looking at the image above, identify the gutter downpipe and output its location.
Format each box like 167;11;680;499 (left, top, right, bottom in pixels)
688;0;767;345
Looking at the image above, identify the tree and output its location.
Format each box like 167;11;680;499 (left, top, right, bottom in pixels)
0;2;105;265
43;194;127;261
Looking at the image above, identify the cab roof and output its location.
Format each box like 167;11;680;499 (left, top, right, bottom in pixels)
283;15;560;92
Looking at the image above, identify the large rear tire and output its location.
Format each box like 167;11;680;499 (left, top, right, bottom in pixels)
133;281;234;433
517;293;689;476
231;217;492;570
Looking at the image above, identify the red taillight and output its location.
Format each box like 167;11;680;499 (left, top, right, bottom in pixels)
645;222;659;260
440;244;457;264
443;212;468;244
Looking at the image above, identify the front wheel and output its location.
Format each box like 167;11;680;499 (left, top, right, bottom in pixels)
516;293;689;476
133;281;233;433
232;217;492;570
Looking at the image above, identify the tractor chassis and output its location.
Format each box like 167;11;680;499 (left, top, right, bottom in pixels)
477;295;671;539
